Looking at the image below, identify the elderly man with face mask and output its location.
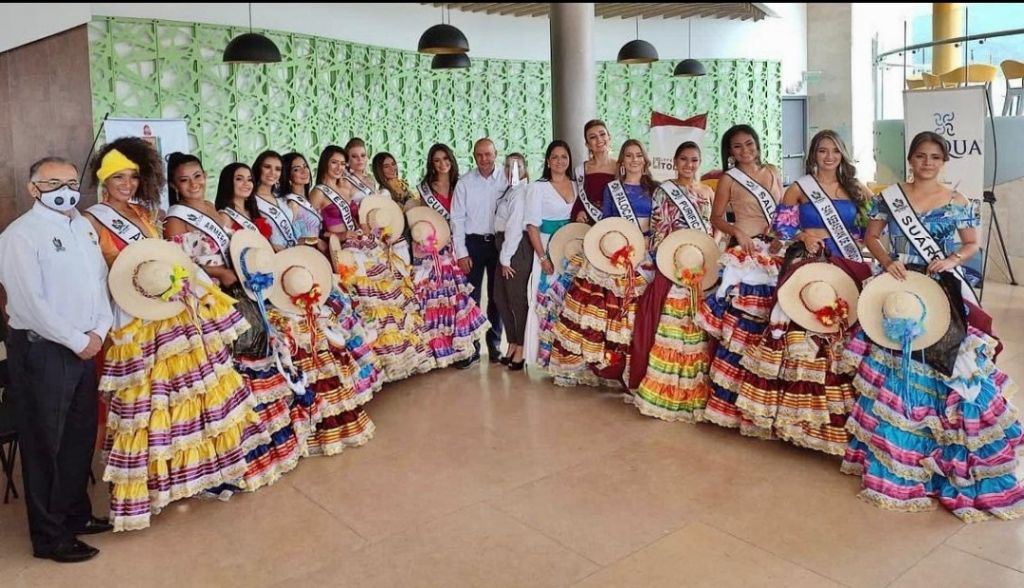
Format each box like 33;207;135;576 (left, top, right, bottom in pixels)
0;156;113;563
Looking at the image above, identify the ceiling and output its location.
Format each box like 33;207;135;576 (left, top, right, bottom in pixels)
425;3;774;21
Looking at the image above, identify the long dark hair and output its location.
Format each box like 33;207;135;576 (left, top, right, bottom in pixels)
372;151;396;188
90;136;165;212
165;152;203;207
541;140;574;181
720;124;762;172
422;143;460;191
616;139;659;194
806;130;865;206
315;145;346;186
674;141;700;160
215;163;261;221
907;131;950;162
252;150;282;195
280;151;310;197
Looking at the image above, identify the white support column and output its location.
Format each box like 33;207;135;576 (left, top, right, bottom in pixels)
550;3;595;164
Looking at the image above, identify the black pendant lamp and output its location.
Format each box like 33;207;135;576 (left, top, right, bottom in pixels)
674;19;706;77
418;6;470;55
617;17;658;65
432;53;471;70
224;3;281;64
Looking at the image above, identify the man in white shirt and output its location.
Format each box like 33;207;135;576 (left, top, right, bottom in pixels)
0;157;114;563
451;138;509;367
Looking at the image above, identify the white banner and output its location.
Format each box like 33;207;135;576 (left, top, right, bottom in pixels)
104;117;191;210
903;87;986;288
903;87;985;201
648;112;707;182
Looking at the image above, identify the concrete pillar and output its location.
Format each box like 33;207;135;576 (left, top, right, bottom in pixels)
932;3;963;75
550;3;595;164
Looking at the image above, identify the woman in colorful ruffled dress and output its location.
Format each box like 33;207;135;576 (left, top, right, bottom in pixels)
331;198;435;382
697;124;783;432
101;239;266;531
407;206;489;368
523;142;575;368
736;130;871;453
627;141;714;394
215;163;274;240
840;131;1024;521
373;151;420;263
164;152;305;490
600;139;657;239
310;145;360;241
571;119;617;225
281;151;326;252
534;223;589;369
549;217;648;387
267;246;378;455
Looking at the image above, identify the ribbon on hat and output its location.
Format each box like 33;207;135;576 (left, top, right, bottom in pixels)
290;283;324;359
96;149;140;184
677;265;705;317
240;248;277;354
422;232;447;289
160;265;191;302
882;293;927;399
610;244;637;321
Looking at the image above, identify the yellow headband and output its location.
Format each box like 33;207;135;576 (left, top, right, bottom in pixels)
96;149;140;184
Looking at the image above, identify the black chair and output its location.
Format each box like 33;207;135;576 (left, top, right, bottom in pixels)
0;358;18;503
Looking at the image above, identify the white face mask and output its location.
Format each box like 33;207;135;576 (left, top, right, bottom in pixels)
37;185;80;212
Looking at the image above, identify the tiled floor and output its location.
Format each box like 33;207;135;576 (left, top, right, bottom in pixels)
2;282;1024;587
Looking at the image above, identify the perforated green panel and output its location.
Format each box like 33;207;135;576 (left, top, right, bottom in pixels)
89;17;780;184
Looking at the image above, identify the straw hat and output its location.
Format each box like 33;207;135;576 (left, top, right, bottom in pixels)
359;195;405;240
777;261;860;333
407;206;451;252
655;229;720;290
108;238;194;321
582;217;646;275
547;223;589;271
230;229;276;301
857;272;951;351
268;246;333;314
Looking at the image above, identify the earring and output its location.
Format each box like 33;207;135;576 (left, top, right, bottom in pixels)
619;165;625;177
727;156;735;168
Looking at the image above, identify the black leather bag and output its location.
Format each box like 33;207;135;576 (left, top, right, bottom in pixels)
223;283;269;358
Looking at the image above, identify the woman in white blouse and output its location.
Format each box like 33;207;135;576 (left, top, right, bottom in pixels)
523;140;576;367
493;153;531;369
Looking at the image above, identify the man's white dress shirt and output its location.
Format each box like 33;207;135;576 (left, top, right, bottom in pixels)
450;166;508;259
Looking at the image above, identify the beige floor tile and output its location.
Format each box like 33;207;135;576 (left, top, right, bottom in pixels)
946;518;1024;573
574;521;839;588
889;545;1024;588
281;503;598;588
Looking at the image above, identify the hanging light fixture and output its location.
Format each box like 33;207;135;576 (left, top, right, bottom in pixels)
223;3;281;64
418;5;470;55
674;18;706;77
431;53;471;70
617;16;658;65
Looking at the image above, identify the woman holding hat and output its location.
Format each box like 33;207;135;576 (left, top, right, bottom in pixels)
85;137;165;266
698;124;783;432
734;131;871;451
332;198;435;382
100;239;269;531
549;217;648;387
534;223;589;369
408;206;489;367
600;140;657;238
627;141;714;392
267;245;379;455
215;163;274;240
840;270;1024;521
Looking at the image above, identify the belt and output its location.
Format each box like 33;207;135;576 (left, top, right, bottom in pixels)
467;233;495;242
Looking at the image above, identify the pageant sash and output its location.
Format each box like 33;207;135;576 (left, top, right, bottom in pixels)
344;171;375;199
286;193;322;222
166;205;232;266
880;184;979;305
574;179;603;223
660;181;711;235
726;167;777;225
86;203;146;243
607;180;640;230
256;196;298;246
317;183;357;231
795;175;864;262
220;207;258;232
419;182;451;221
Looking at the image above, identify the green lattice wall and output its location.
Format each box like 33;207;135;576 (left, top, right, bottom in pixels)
89;17;780;190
